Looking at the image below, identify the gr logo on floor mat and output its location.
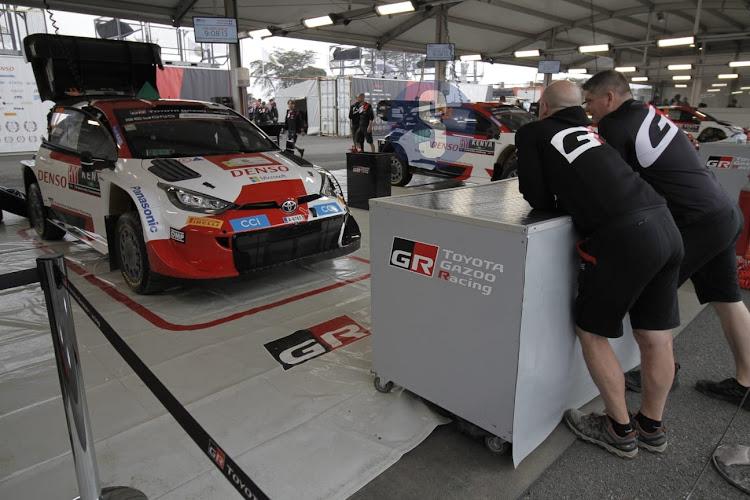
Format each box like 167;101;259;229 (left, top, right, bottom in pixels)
264;315;370;370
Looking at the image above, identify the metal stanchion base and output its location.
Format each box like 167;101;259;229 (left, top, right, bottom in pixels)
74;486;148;500
712;444;750;495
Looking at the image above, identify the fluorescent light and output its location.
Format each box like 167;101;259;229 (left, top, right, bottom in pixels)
375;1;415;16
667;64;692;70
673;75;691;81
514;49;540;58
732;91;743;94
578;44;609;53
631;76;648;82
742;87;750;90
657;36;694;47
718;73;739;79
615;66;637;73
707;89;720;92
248;28;272;38
568;68;588;74
729;61;750;67
675;84;687;88
303;15;333;28
712;83;728;87
460;54;482;61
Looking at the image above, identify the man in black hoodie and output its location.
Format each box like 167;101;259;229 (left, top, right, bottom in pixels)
517;80;684;458
583;70;750;412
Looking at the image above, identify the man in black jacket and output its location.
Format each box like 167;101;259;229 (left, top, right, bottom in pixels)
517;80;684;458
281;100;305;157
583;70;750;412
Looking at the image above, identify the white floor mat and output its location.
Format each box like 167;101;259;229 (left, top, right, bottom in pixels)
0;213;447;499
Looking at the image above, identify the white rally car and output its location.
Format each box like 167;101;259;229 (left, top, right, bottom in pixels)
22;34;360;294
380;101;537;186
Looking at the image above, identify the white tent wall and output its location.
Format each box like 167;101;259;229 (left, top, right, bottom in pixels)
276;79;320;135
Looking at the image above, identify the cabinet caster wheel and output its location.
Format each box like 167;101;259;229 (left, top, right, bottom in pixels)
374;376;394;393
485;436;510;455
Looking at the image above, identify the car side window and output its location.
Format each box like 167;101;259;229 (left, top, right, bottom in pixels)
474;114;495;137
48;110;84;150
666;109;682;121
78;120;117;160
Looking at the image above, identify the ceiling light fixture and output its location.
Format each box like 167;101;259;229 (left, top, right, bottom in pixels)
578;44;609;53
302;15;333;28
657;36;695;47
731;91;743;94
667;64;693;70
673;75;691;81
631;76;648;82
717;73;739;79
675;84;688;88
514;49;540;58
712;83;728;87
375;1;416;16
707;89;720;92
568;68;588;74
615;66;637;73
460;54;483;61
248;28;272;39
729;61;750;67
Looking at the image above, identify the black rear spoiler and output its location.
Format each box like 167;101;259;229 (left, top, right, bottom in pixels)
23;34;163;102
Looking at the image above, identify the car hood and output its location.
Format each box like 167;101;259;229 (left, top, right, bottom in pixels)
142;151;325;206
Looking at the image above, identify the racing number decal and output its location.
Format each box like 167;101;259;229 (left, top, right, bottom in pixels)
550;126;604;163
635;105;679;168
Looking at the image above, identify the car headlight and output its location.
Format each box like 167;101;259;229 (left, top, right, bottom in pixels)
158;182;235;214
319;172;337;198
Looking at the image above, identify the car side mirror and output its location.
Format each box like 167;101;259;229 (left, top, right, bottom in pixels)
81;151;115;172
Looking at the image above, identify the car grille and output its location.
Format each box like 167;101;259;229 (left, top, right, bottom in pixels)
237;194;322;210
148;159;201;181
231;215;344;272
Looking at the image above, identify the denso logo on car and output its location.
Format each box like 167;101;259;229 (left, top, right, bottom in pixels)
230;215;271;232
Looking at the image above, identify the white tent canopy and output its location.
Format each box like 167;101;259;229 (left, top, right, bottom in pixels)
276;79;320;135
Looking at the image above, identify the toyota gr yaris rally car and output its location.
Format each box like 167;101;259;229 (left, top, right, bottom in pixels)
22;34;360;294
658;105;749;144
379;101;537;186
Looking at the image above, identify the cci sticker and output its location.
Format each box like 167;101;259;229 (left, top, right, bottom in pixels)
315;202;342;215
186;216;223;229
230;215;270;232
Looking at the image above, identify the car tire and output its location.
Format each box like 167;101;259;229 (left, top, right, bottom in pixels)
27;182;65;240
499;150;519;179
390;154;412;186
116;211;164;294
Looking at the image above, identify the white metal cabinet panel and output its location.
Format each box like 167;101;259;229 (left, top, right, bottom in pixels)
698;142;750;204
370;179;641;467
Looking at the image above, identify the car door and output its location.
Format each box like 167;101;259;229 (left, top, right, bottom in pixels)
35;107;114;237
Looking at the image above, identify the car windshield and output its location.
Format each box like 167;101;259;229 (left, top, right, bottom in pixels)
114;106;277;158
489;108;537;132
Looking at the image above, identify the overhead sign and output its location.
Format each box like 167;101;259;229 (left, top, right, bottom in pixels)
193;17;238;44
537;60;561;74
426;43;455;61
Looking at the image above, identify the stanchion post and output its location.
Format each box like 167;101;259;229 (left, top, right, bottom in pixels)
37;254;101;500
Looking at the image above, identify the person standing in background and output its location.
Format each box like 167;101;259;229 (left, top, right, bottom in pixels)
349;98;361;152
281;100;306;157
269;98;279;123
354;93;374;153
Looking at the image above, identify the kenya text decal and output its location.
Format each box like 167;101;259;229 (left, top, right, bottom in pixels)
264;315;370;370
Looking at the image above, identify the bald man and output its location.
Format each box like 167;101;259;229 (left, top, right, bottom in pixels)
583;70;750;412
516;80;684;458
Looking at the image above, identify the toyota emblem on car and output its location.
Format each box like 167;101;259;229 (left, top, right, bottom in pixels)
281;199;298;213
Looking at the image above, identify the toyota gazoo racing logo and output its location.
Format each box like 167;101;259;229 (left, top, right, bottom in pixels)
280;199;298;213
390;237;503;296
390;237;439;276
208;439;256;499
706;155;750;170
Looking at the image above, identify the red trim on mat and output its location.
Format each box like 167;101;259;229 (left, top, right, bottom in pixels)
19;228;370;331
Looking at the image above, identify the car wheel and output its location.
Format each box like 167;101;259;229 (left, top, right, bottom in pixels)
27;182;65;240
499;150;519;179
390;154;412;186
116;212;164;294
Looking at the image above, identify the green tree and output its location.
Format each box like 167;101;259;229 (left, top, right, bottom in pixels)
250;48;326;94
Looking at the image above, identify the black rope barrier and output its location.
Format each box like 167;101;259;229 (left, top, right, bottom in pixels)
55;266;270;500
0;267;40;291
